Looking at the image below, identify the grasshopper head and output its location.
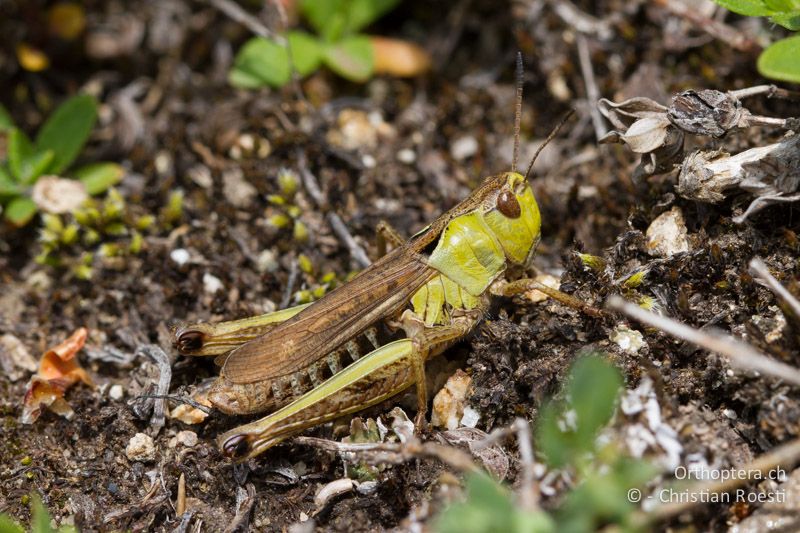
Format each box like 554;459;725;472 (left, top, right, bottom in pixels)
482;172;541;266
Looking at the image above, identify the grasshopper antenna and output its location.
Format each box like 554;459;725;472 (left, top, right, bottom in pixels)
523;109;575;181
512;52;524;174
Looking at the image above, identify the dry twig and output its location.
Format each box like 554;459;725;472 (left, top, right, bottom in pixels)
576;34;606;142
134;344;173;434
293;435;480;473
203;0;284;43
749;257;800;320
653;0;757;52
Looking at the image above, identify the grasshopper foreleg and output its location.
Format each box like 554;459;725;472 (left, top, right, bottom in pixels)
493;278;605;318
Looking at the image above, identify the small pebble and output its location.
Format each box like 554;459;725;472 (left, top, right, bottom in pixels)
187;164;213;189
125;433;156;462
170;404;209;425
170;248;190;267
256;249;279;274
610;326;646;354
646;206;689;257
154;151;172;175
432;370;472;430
203;272;224;294
361;154;376;168
397;148;416;164
450;136;479;161
460;406;480;428
109;384;124;400
176;430;198;448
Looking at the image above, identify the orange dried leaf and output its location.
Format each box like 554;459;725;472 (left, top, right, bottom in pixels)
370;36;431;78
21;327;94;424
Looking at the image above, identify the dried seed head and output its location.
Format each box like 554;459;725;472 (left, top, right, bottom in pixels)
668;89;745;138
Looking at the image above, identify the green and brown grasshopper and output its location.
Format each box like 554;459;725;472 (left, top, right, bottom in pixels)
175;76;566;461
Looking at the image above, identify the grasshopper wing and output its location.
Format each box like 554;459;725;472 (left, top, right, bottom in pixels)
221;245;435;384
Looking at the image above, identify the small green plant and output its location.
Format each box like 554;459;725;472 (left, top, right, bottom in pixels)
229;0;399;87
435;356;658;533
36;188;182;280
712;0;800;82
265;168;310;243
0;95;122;226
0;493;77;533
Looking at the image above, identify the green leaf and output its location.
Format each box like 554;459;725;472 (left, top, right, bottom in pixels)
72;162;124;195
8;128;35;181
0;514;25;533
323;35;374;82
0;166;19;197
537;356;623;468
764;0;800;11
19;150;55;185
712;0;774;16
346;0;400;34
288;31;323;76
769;11;800;29
35;93;98;174
0;103;14;132
300;0;399;40
435;474;555;533
31;494;54;533
537;403;571;468
8;129;55;184
568;356;623;447
300;0;344;40
4;196;38;226
758;36;800;83
229;37;291;89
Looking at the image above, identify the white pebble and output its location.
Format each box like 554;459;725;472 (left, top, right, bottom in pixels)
397;148;416;164
176;430;198;447
170;248;190;267
610;326;646;354
450;136;479;161
646;206;689;257
109;384;124;400
256;249;279;274
460;406;480;428
361;154;376;168
125;433;156;462
203;272;224;294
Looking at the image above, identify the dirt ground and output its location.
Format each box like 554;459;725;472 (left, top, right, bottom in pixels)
2;0;800;531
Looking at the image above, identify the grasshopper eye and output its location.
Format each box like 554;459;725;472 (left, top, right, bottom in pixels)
176;330;205;353
222;434;250;458
497;190;521;219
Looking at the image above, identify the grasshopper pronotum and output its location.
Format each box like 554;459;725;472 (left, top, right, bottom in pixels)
175;61;568;460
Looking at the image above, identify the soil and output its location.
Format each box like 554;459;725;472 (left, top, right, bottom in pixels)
2;1;800;531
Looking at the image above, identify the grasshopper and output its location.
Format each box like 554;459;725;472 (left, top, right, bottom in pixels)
175;68;567;461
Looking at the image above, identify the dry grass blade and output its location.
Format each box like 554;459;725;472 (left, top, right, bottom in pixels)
749;257;800;321
607;295;800;387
